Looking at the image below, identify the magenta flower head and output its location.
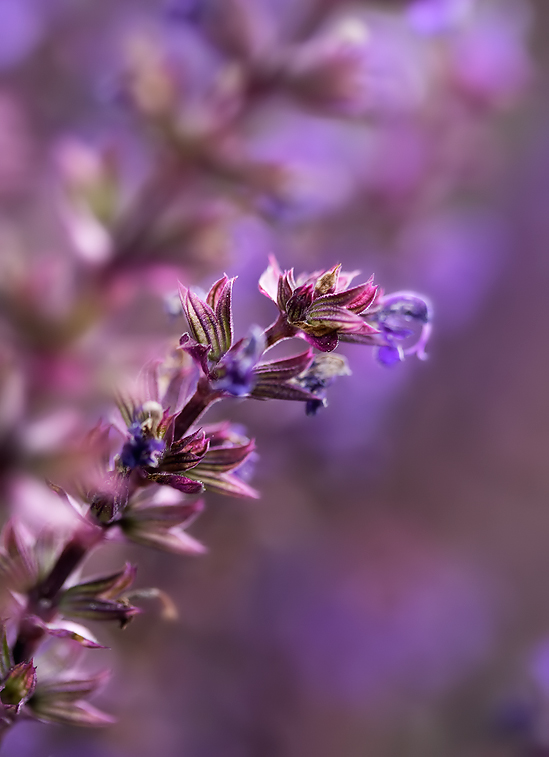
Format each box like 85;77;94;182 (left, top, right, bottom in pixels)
259;256;379;352
179;274;324;406
115;398;257;500
120;402;166;470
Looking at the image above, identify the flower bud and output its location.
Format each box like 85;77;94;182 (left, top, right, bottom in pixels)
0;660;36;711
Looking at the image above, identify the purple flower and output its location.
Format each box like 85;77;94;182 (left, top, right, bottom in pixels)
295;353;352;416
211;325;265;397
407;0;474;35
281;18;371;115
368;292;432;366
179;275;323;405
120;421;166;470
115;371;260;499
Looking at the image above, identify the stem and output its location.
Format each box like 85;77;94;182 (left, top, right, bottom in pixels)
263;315;297;351
110;161;186;265
172;378;221;439
34;526;103;602
12;523;104;664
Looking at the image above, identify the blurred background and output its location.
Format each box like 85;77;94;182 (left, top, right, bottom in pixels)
1;0;549;755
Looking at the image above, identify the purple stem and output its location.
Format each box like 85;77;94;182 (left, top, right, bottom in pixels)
263;316;297;351
172;378;222;439
12;523;104;665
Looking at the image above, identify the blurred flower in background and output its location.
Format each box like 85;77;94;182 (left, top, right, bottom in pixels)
1;0;549;755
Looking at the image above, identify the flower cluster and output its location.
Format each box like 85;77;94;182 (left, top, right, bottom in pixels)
0;260;430;740
0;0;532;750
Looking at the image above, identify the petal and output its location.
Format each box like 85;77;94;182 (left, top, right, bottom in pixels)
313;279;378;312
377;345;403;366
29;699;115;727
196;440;255;473
304;332;340;352
38;623;107;650
186;470;260;499
124;500;203;527
254;349;314;380
146;472;205;495
338;330;378;346
59;597;141;626
179;333;211;375
179;286;223;359
161;429;209;471
35;670;110;702
336;268;360;290
314;264;341;295
206;275;235;356
63;563;136;600
258;255;282;302
250;379;319;402
277;270;296;311
307;308;365;333
124;525;206;556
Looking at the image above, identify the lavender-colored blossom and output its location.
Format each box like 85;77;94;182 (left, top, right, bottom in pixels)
368;292;432;366
120;421;166;470
296;353;352;416
0;0;43;70
407;0;474;35
282;18;371;115
211;325;265;397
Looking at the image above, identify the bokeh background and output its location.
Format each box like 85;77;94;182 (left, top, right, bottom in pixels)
1;0;549;755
